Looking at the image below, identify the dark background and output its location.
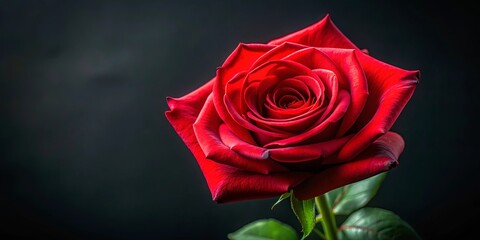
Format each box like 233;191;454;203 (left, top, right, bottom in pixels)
1;0;479;239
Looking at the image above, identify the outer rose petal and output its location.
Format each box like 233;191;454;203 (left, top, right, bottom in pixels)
338;53;419;162
166;78;215;118
250;42;306;70
212;170;312;203
293;132;404;200
269;135;352;163
268;14;358;50
219;124;269;160
166;82;310;203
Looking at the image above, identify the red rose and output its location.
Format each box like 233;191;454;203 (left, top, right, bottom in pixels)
166;15;419;203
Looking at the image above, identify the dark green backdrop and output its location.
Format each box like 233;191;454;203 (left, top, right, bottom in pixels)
1;0;479;239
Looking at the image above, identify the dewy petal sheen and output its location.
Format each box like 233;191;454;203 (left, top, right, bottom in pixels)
166;14;419;203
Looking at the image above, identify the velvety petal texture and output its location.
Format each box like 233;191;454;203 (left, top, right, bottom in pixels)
166;84;310;203
165;14;419;203
293;132;404;200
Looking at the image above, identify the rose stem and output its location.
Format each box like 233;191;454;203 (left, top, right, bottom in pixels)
315;194;338;240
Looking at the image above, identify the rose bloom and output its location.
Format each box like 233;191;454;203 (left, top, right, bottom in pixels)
166;15;419;203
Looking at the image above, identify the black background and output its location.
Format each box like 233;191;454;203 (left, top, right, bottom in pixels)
1;0;479;239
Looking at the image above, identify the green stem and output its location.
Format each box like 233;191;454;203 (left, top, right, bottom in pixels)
315;195;338;240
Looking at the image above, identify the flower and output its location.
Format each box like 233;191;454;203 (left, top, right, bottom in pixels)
166;15;419;203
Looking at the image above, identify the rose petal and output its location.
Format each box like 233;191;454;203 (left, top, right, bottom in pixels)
243;74;280;118
193;95;288;174
250;42;307;70
166;78;215;116
214;44;274;145
247;109;322;134
225;94;291;139
268;14;358;50
250;78;315;119
224;71;249;115
166;85;310;203
284;48;369;137
337;53;419;161
269;135;352;163
219;124;269;160
293;132;404;200
265;89;350;147
246;75;325;133
225;60;320;139
312;69;338;122
212;170;312;203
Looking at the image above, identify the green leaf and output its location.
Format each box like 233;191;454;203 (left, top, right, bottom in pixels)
228;218;299;240
326;173;386;215
272;192;291;210
291;194;316;240
339;208;421;240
